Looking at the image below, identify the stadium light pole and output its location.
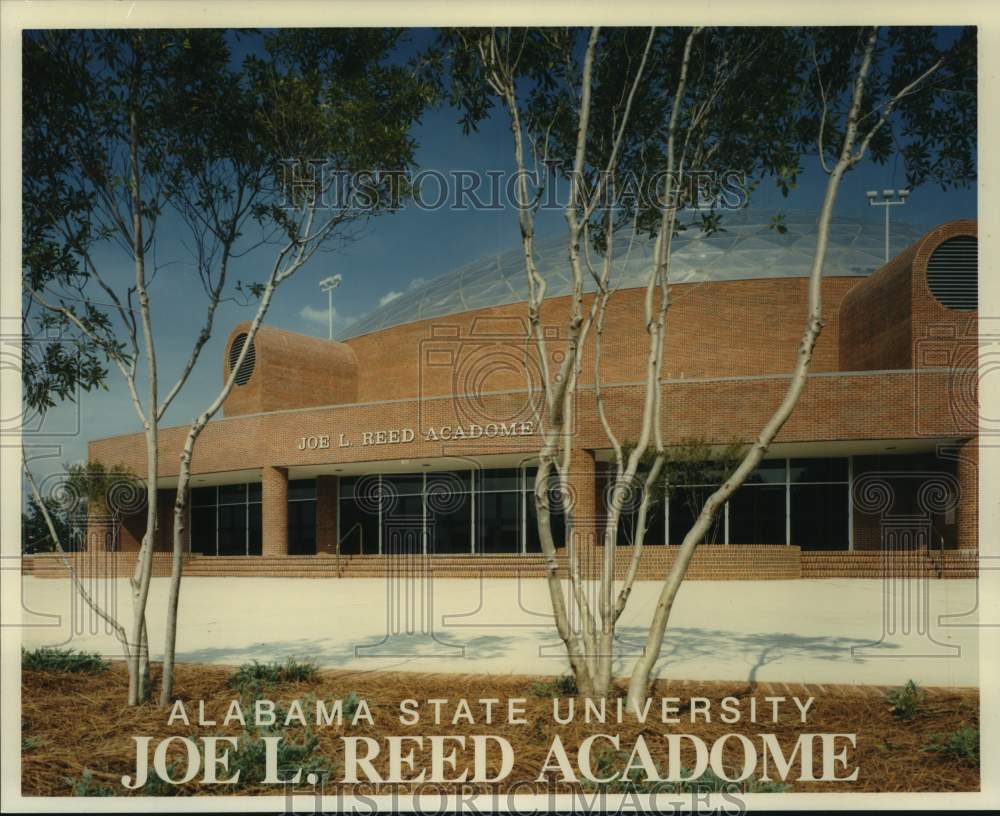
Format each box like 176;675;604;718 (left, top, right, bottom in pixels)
866;188;910;263
319;274;343;340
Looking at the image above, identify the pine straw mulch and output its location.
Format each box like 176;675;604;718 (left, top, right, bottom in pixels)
21;662;979;796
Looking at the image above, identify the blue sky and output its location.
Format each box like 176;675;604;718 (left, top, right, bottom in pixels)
23;29;978;487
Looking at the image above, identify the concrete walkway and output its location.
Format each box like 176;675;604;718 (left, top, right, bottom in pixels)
17;576;980;687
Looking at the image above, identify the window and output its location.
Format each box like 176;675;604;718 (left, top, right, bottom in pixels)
641;456;851;548
788;458;850;551
523;468;566;552
288;479;316;555
188;483;262;556
477;468;523;553
426;472;471;554
668;486;724;545
339;476;380;555
790;484;849;551
729;484;785;544
598;465;666;546
478;490;521;553
335;467;563;555
789;458;848;484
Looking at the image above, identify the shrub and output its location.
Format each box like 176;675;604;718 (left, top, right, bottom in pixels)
922;727;979;765
67;770;116;797
529;674;578;697
342;691;363;721
885;680;925;720
22;646;109;675
226;727;333;788
226;658;318;692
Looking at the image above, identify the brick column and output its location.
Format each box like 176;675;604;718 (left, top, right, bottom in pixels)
85;508;116;551
566;450;599;577
316;475;338;555
957;436;978;550
262;466;288;557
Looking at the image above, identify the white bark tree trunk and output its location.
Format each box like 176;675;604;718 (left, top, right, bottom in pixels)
22;454;132;659
625;27;941;713
158;209;339;704
126;48;159;706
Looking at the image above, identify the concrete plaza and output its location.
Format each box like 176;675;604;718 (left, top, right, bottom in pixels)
17;576;981;687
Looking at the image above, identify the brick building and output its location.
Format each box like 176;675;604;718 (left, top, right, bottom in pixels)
37;212;980;580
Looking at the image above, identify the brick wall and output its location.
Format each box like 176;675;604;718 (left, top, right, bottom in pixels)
261;466;288;557
83;220;980;575
345;277;859;404
839;219;977;372
316;475;338;554
90;368;976;480
223;323;359;417
956;437;978;550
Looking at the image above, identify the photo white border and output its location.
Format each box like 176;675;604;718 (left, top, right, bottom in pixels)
1;1;996;812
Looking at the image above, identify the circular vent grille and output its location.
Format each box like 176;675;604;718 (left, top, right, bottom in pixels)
926;235;977;311
228;333;256;386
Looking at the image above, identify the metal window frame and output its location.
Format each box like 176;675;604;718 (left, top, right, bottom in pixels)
847;456;855;551
785;458;791;546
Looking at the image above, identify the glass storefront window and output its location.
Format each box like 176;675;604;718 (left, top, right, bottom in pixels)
192;486;216;507
743;460;787;485
332;458;854;554
429;496;472;554
480;469;521;492
339;497;379;555
791;483;849;550
288;479;317;555
288;479;317;502
217;504;248;555
789;458;849;483
383;473;424;497
218;483;247;505
477;490;521;553
190;507;216;554
668;485;725;545
189;482;262;556
729;484;786;544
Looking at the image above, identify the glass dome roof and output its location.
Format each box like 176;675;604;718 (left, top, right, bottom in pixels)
341;209;929;339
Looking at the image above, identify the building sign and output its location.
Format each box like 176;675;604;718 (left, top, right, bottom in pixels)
296;422;535;451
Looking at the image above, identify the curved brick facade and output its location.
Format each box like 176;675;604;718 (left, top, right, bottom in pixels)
62;220;979;580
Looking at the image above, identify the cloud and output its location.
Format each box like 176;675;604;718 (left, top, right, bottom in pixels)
299;304;330;325
374;277;424;309
298;304;355;330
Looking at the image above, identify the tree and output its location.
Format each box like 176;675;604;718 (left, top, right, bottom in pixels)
158;28;429;705
21;496;68;554
626;24;975;711
435;25;975;706
614;437;745;568
22;28;429;705
435;25;805;698
22;461;139;554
